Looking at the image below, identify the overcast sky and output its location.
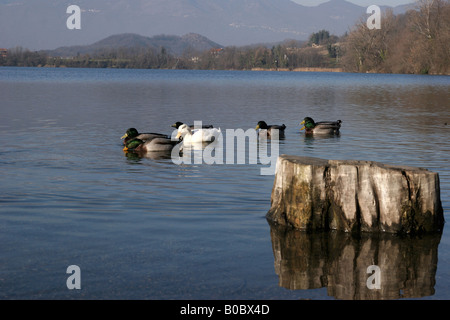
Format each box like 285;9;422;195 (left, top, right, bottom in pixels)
292;0;417;6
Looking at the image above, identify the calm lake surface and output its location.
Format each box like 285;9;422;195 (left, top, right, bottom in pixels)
0;67;449;300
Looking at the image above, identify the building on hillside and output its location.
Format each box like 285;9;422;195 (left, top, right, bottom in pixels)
210;48;223;55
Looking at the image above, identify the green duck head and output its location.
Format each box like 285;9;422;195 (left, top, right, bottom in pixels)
300;117;316;130
255;121;269;130
123;138;144;152
171;122;184;129
121;128;139;140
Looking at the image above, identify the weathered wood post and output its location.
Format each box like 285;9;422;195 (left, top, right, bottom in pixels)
267;155;444;234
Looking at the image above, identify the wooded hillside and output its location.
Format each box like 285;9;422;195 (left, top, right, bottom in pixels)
341;0;450;74
1;0;448;75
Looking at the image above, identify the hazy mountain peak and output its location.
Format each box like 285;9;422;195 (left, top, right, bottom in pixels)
46;32;222;57
1;0;411;50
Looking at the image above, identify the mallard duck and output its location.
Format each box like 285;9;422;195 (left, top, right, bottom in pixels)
255;121;286;137
175;123;221;144
123;137;180;153
121;128;169;145
171;122;214;130
300;117;342;134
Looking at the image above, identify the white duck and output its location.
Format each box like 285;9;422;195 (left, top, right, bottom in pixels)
175;123;221;144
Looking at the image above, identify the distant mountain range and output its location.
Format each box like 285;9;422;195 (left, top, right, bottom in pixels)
0;0;414;50
46;33;222;57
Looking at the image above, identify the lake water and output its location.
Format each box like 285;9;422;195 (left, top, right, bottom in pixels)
0;67;449;300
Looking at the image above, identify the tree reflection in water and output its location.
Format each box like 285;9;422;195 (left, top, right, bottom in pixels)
268;222;442;300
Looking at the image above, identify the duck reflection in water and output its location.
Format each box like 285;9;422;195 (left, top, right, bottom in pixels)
268;222;442;300
302;132;341;149
124;150;174;161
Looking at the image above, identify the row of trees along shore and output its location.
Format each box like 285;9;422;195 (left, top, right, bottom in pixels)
1;0;449;75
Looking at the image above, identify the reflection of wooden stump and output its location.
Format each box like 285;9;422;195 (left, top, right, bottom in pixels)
267;155;445;234
268;223;441;299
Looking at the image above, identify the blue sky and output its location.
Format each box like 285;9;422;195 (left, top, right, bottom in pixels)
292;0;416;6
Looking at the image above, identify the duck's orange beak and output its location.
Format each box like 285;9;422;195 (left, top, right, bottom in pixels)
121;133;128;139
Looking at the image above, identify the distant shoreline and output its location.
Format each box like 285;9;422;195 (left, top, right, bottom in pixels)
2;64;345;73
251;67;343;72
3;65;449;75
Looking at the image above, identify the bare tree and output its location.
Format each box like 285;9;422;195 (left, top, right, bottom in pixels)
341;0;449;74
342;9;396;72
409;0;450;74
412;0;440;39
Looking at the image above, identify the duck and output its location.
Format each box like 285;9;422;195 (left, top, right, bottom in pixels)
171;122;214;130
300;117;342;134
121;128;169;145
255;121;286;138
175;123;221;144
123;137;180;153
